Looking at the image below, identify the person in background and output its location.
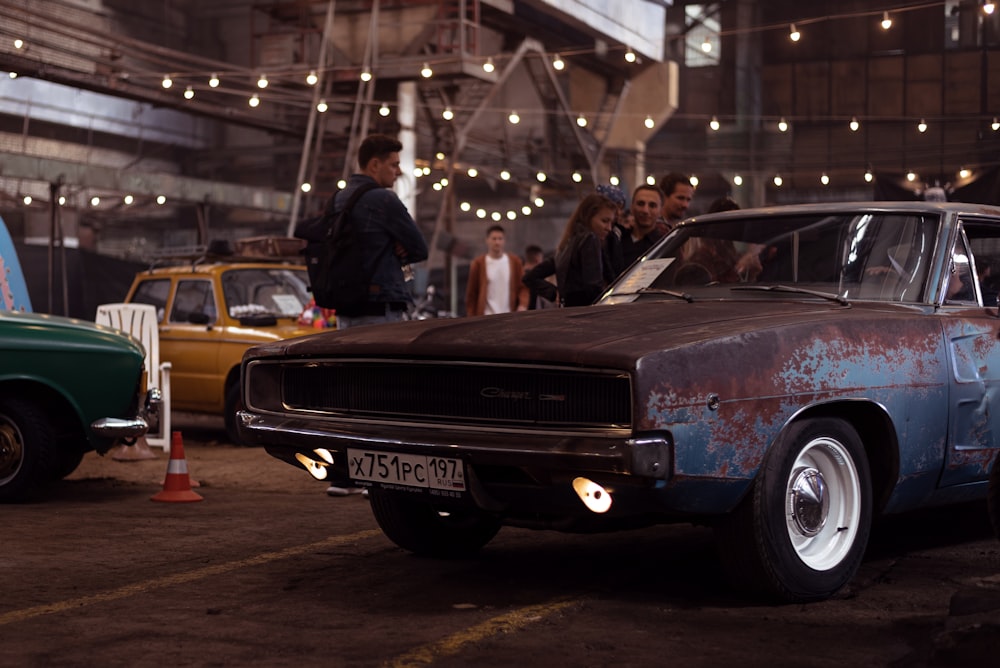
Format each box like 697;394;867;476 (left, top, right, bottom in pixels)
465;224;529;316
524;193;618;307
620;184;665;266
707;196;740;213
522;244;556;309
657;172;695;234
331;133;428;332
324;132;428;497
597;184;626;277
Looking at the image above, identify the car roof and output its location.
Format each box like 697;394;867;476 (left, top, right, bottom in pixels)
134;260;306;278
682;200;1000;226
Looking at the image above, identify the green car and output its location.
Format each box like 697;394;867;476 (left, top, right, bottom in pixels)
0;311;157;501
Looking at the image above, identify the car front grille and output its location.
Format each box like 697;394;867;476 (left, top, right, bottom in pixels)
278;361;632;430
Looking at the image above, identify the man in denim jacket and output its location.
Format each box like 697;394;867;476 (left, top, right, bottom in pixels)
333;133;428;331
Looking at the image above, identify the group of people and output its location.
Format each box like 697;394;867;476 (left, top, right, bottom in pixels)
465;172;700;314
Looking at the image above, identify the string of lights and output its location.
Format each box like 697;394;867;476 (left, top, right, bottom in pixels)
1;0;998;214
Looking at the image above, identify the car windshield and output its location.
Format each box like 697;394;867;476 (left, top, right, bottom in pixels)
603;212;941;304
221;268;312;318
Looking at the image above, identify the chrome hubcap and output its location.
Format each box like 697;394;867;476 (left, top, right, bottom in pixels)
789;466;828;537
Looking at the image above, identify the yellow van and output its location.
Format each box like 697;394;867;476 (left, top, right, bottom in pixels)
125;242;317;443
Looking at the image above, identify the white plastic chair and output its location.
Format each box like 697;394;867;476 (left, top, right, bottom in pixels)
95;303;172;451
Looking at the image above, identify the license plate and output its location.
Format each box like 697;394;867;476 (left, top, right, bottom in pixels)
347;448;466;492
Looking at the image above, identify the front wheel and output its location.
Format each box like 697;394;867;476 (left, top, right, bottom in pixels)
0;397;57;502
368;488;501;558
715;417;872;602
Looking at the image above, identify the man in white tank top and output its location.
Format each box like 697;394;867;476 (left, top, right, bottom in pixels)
465;225;528;316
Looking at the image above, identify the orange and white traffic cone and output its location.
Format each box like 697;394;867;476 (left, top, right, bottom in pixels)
151;431;203;503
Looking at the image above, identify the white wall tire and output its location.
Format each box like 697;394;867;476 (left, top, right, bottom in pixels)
716;417;872;602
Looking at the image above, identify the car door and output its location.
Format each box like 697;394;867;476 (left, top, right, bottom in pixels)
160;278;224;409
940;221;1000;486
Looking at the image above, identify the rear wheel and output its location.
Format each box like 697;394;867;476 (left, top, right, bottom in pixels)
368;488;501;557
0;397;57;502
716;417;872;602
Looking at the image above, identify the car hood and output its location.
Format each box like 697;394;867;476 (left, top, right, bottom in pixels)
0;310;145;356
245;300;899;367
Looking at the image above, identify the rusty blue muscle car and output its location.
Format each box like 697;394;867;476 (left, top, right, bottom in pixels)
238;201;1000;602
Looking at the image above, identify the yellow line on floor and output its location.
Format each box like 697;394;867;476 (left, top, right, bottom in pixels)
386;598;579;668
0;529;382;627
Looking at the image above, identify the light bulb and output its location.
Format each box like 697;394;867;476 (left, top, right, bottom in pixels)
624;47;636;63
161;75;172;89
917;119;927;133
709;115;720;131
773;175;783;187
778;117;789;132
789;24;800;42
306;70;318;85
360;70;372;82
249;93;260;107
645;115;655;129
442;107;454;121
316;99;328;113
576;114;587;127
881;12;892;30
849;116;860;132
508;110;520;124
821;173;830;185
420;62;433;78
379;103;390;116
483;57;494;73
257;74;268;89
208;73;219;87
701;36;712;53
184;86;194;99
553;54;565;71
733;174;743;186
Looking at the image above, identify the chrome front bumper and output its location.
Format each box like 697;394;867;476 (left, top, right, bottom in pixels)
90;387;161;440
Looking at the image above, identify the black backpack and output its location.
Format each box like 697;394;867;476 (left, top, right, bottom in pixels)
294;182;382;315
